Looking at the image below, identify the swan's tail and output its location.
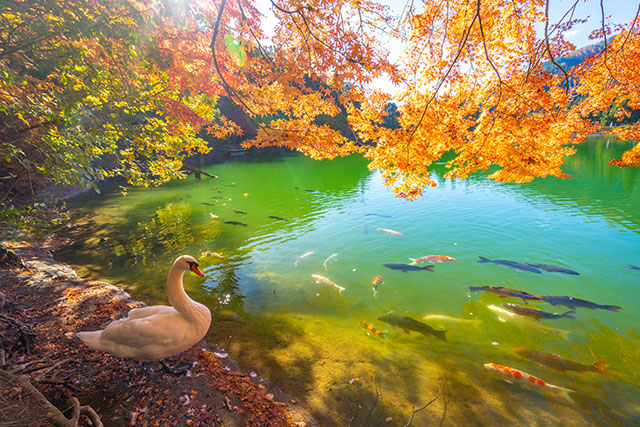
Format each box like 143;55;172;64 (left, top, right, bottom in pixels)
76;331;103;350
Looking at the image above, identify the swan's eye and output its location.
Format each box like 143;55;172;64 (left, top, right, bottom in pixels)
187;260;199;268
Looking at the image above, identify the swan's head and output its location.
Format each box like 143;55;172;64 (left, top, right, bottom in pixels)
175;255;204;277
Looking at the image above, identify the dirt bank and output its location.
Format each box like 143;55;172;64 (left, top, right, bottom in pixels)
0;237;317;426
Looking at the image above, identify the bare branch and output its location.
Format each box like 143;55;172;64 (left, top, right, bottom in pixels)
403;375;447;427
544;0;570;93
599;0;620;84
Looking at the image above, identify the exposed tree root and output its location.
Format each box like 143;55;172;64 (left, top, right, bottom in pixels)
0;313;37;354
0;368;103;427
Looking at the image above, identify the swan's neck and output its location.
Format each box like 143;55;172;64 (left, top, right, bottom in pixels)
167;265;204;320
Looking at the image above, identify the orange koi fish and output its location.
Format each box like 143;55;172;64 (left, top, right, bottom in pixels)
361;321;384;337
409;255;455;265
484;363;574;403
372;275;384;292
376;227;403;236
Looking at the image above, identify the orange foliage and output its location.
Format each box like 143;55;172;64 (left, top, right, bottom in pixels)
2;0;638;197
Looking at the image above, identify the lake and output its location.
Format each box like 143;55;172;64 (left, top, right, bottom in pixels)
57;136;640;426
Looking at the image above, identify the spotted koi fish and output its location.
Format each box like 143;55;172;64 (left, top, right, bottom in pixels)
484;363;574;403
311;274;345;294
361;321;385;337
372;275;384;292
409;255;455;265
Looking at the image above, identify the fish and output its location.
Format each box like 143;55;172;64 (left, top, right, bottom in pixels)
514;348;611;377
627;264;640;270
377;314;447;341
484;363;574;403
467;285;541;303
209;213;219;219
305;189;317;192
323;253;338;271
477;256;542;274
361;321;385;337
502;303;575;321
422;314;480;326
524;263;580;275
376;227;403;236
372;275;384;292
311;274;345;294
268;215;288;221
201;202;214;206
233;210;247;215
383;263;434;272
294;251;314;266
364;213;392;218
210;196;223;199
486;305;571;339
409;255;455;265
540;295;621;312
224;221;247;227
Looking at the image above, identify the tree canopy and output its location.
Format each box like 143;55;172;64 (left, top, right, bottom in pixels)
1;0;639;201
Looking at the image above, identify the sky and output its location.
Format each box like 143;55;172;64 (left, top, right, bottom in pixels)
253;0;638;95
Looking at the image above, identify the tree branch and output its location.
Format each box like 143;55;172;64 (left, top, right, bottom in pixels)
544;0;570;93
599;0;620;84
403;375;446;427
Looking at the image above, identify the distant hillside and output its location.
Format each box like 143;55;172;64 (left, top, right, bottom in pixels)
544;41;604;72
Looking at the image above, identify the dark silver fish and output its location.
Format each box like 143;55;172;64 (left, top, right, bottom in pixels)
224;221;247;227
382;263;434;272
233;210;247;215
515;348;611;376
201;202;214;206
628;264;640;270
268;216;288;221
467;285;541;303
540;295;621;312
524;263;579;275
502;303;575;320
364;213;392;218
478;256;542;274
377;314;447;341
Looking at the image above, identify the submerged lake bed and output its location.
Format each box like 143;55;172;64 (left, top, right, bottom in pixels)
57;137;640;425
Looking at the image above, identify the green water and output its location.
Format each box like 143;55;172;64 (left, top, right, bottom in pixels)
57;137;640;426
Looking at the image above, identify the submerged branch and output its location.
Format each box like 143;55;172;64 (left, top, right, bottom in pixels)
403;375;447;427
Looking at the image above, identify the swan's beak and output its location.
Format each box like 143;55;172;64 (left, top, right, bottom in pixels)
190;265;204;276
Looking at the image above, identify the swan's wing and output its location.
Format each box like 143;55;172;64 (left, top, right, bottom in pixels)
125;305;175;320
100;313;190;347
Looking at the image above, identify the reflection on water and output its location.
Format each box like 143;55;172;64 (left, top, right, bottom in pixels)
57;138;640;425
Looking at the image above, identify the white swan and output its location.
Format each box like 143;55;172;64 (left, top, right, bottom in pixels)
77;255;211;361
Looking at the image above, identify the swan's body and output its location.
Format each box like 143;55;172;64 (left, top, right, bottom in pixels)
77;255;211;361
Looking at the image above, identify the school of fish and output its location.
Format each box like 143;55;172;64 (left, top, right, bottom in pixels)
203;193;630;407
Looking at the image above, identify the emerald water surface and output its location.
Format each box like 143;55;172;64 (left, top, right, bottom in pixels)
57;137;640;426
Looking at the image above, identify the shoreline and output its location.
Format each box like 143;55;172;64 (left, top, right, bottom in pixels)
0;237;317;426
